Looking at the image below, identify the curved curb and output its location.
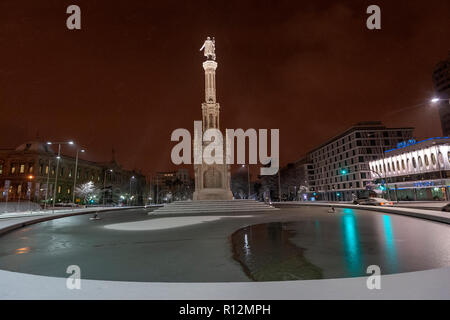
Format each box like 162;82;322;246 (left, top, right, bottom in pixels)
0;266;449;299
0;206;145;237
274;202;450;224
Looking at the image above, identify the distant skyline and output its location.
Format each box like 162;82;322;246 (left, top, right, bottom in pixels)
0;0;449;177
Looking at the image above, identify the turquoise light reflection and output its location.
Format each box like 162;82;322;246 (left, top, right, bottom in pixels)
382;215;398;272
341;208;364;276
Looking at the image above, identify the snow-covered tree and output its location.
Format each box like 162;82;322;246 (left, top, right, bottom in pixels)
75;181;100;204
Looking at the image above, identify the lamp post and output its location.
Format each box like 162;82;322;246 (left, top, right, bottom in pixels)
103;169;113;206
242;164;251;199
72;148;86;209
278;169;281;202
44;158;50;210
47;141;74;212
27;175;34;212
130;176;135;206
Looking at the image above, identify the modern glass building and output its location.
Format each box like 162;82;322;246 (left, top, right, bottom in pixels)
432;53;450;136
368;137;450;201
306;121;414;201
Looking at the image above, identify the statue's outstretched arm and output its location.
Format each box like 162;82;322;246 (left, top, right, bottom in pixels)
199;43;205;51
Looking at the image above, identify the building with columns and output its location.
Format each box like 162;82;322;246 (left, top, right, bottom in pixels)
193;37;233;200
368;137;450;201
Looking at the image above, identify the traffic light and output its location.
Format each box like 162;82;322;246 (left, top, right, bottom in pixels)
340;168;347;175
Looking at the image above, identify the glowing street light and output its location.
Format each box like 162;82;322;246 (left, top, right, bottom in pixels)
103;169;113;206
47;141;75;211
72;147;86;208
129;176;136;206
431;97;450;104
241;164;251;199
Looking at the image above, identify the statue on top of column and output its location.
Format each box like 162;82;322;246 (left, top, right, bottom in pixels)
200;36;216;61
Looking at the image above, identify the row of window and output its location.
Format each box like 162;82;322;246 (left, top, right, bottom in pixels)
7;184;71;196
311;130;411;158
371;151;448;175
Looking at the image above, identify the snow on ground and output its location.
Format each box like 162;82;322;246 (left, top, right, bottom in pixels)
103;215;252;231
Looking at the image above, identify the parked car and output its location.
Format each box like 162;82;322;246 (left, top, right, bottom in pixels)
353;197;394;206
441;203;450;212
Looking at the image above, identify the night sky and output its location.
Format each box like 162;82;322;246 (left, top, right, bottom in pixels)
0;0;449;178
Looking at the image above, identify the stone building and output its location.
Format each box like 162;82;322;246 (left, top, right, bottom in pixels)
0;141;146;205
153;168;193;203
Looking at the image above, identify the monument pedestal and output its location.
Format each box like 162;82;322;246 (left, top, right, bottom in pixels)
193;188;233;200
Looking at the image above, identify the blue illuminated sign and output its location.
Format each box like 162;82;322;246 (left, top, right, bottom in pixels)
413;181;435;187
396;139;416;148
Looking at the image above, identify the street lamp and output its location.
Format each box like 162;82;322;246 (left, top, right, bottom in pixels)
242;164;251;199
27;175;34;212
72;148;86;209
103;169;113;206
47;141;75;211
130;176;135;206
431;97;450;104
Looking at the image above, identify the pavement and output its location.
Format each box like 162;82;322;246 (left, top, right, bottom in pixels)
0;203;449;299
274;201;450;224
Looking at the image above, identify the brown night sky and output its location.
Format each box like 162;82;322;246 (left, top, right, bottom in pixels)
0;0;449;178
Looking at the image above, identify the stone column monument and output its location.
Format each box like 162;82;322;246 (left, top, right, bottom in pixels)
193;37;233;200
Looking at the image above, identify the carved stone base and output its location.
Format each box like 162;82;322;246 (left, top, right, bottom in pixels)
193;188;233;200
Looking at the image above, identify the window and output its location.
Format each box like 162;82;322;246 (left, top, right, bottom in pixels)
0;163;2;175
58;186;61;194
438;152;444;166
412;157;417;168
28;165;34;173
431;153;436;165
401;160;405;170
418;156;423;168
20;164;25;173
396;161;400;171
424;155;429;167
11;165;16;174
69;169;72;178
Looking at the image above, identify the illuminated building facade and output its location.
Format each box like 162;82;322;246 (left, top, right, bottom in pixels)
369;137;450;201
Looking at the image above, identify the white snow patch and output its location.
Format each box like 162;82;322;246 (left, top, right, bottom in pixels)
103;215;252;231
